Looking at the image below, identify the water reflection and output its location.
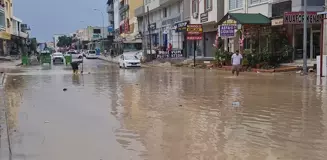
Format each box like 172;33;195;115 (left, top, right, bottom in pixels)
3;61;327;160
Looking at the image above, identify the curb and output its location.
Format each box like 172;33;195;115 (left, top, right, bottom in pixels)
0;73;11;160
98;57;119;64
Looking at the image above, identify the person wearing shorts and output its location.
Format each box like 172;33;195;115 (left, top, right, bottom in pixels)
231;50;243;76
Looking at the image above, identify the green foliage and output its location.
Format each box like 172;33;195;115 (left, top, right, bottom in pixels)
57;35;73;47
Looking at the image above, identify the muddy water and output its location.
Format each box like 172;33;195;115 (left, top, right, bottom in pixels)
3;60;327;160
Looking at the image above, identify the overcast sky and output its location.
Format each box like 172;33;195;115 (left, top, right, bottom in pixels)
14;0;107;42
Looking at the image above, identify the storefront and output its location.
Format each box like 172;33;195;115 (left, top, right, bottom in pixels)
174;21;189;57
0;31;11;56
217;13;271;54
200;13;218;58
283;12;322;60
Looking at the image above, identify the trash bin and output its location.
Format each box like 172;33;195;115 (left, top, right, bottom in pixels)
21;55;29;65
65;54;72;65
40;53;51;64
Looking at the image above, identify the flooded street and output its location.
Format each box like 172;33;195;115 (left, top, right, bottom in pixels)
2;59;327;160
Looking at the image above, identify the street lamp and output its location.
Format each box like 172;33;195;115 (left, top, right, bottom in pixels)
93;8;105;53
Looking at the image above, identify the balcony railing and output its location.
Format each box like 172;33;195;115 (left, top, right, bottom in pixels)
135;6;144;17
119;4;129;15
160;0;179;6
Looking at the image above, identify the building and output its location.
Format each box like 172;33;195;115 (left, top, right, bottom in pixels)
0;0;12;55
189;0;224;58
11;16;29;55
118;0;143;41
220;0;324;63
113;0;120;40
135;0;191;56
106;0;115;44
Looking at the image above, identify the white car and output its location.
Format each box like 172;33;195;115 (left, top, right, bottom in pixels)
119;54;141;68
85;50;98;59
52;52;65;64
67;50;83;59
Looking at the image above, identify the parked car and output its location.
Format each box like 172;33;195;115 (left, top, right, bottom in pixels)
85;50;98;59
52;52;65;64
119;54;141;68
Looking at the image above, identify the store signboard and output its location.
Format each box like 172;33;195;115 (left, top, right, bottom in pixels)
220;19;237;37
284;12;322;24
186;24;203;40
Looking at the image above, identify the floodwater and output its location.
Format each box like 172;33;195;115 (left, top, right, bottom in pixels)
2;59;327;160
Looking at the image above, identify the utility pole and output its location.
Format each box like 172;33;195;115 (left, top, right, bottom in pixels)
303;0;308;74
147;6;152;61
142;5;147;59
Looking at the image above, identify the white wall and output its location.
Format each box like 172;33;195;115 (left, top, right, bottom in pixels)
224;0;271;17
114;0;120;30
190;0;218;24
144;0;160;11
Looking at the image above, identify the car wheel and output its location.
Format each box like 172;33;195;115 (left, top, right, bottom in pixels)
78;56;82;59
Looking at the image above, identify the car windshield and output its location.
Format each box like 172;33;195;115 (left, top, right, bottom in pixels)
124;55;138;60
68;52;78;54
53;53;62;56
123;43;142;52
89;51;96;54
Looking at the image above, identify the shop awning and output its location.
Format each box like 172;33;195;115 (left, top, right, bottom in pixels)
218;13;271;25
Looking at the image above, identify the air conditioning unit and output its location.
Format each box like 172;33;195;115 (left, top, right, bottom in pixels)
193;12;198;18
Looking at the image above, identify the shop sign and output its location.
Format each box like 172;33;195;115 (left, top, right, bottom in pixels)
0;31;11;40
200;12;208;23
284;12;322;24
271;18;283;26
187;24;203;40
174;21;189;32
149;23;156;30
220;19;237;37
157;50;183;59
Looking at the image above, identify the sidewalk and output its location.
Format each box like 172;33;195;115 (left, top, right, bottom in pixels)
0;73;10;159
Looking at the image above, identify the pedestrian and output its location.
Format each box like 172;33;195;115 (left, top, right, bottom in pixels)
167;43;172;58
71;61;80;75
231;50;243;76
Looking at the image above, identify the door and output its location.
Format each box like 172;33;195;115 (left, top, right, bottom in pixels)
312;31;320;59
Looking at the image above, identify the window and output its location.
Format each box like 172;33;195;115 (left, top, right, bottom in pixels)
6;18;10;28
192;0;198;14
204;0;212;11
163;8;167;18
229;0;243;10
249;0;268;5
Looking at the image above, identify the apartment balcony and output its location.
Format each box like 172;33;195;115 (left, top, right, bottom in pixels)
107;4;114;13
0;3;4;13
119;4;129;15
135;5;144;17
19;31;28;39
160;0;179;7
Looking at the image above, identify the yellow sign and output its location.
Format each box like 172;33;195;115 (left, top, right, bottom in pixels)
271;18;283;26
0;31;11;40
222;19;237;25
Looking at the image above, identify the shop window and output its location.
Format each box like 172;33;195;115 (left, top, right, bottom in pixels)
229;0;243;10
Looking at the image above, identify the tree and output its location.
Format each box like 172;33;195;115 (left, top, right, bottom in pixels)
56;35;73;47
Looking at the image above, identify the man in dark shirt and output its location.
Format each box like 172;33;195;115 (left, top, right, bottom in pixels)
71;61;80;74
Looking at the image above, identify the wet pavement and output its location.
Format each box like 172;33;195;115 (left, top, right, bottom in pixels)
1;59;327;160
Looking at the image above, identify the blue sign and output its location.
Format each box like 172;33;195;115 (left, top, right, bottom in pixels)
108;26;113;32
220;25;237;37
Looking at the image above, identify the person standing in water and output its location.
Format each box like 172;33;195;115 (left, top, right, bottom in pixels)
231;50;243;76
71;61;80;74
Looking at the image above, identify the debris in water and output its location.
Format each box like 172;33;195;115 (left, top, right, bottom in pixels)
296;70;302;74
232;102;240;107
179;105;182;107
44;121;50;123
13;79;17;81
88;72;91;74
63;88;67;91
